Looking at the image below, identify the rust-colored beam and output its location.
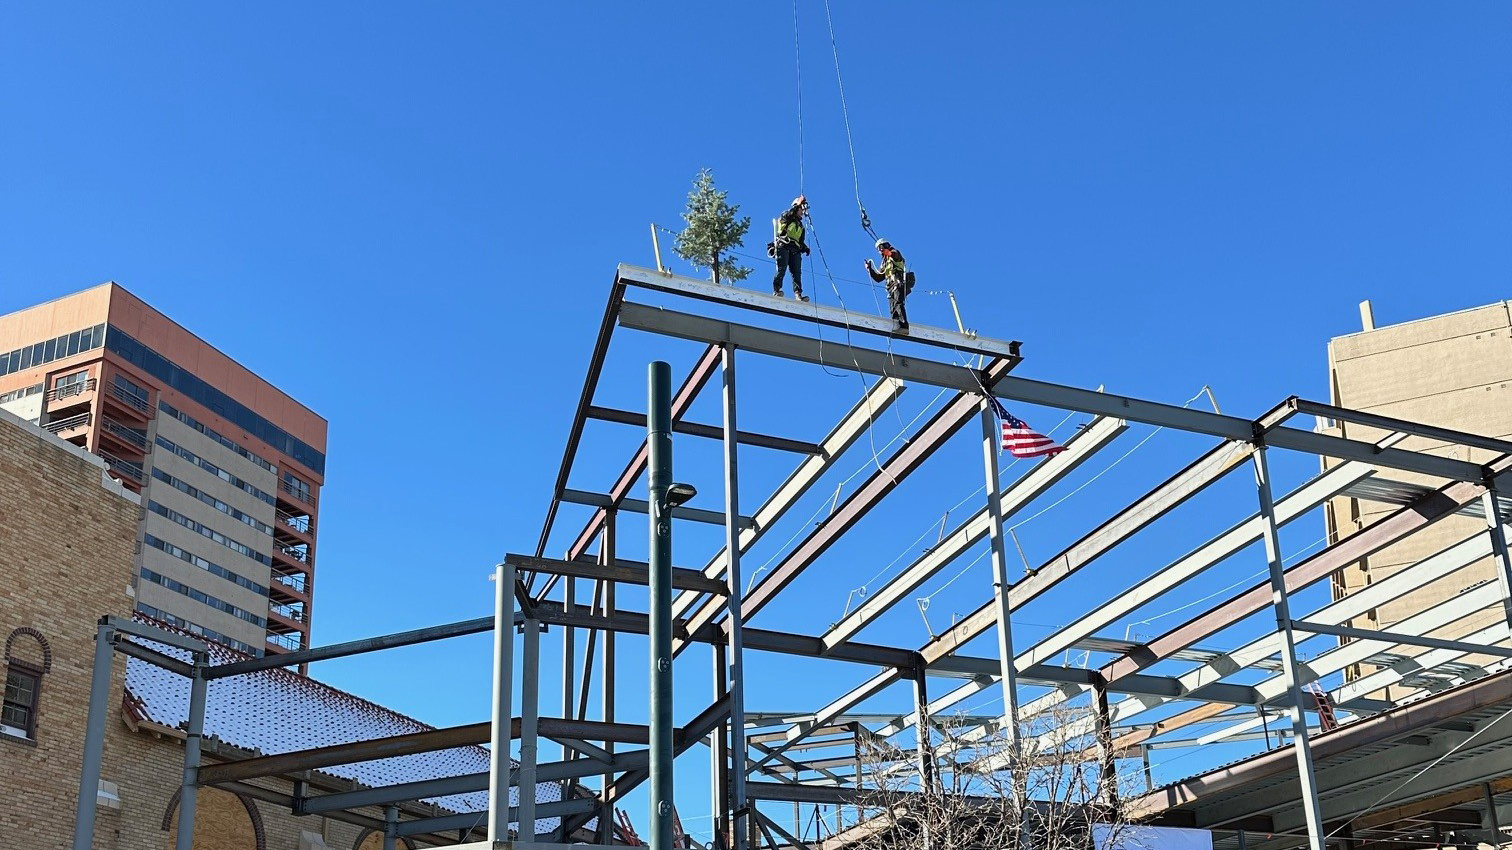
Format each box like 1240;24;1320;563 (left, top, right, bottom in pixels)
1353;777;1512;830
1100;478;1488;686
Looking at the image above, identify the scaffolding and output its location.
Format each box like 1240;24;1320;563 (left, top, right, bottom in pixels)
71;263;1512;850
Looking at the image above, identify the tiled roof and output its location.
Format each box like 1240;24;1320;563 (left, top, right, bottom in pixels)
122;615;572;835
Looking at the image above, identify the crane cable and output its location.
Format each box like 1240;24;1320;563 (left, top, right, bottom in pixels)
820;0;879;242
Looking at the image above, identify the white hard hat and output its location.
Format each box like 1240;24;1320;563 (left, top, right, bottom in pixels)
793;195;808;207
875;238;891;249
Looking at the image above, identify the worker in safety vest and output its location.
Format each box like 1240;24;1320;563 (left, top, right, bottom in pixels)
770;195;810;301
865;238;910;330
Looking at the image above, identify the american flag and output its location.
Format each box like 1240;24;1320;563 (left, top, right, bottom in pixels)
992;398;1065;459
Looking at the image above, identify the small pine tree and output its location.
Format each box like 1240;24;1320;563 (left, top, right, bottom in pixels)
674;168;751;284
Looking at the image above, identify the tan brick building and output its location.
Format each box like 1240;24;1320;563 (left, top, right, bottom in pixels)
0;410;576;850
1323;301;1512;699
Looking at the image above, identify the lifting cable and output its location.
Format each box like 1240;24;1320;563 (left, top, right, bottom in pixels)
820;0;878;242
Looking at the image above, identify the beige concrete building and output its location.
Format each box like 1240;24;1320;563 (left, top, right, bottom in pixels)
0;284;326;658
1323;301;1512;699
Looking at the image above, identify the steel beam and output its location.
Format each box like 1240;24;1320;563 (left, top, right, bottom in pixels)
823;414;1126;650
209;616;494;679
721;344;751;850
979;400;1023;751
586;404;821;455
519;617;541;837
535;276;629;560
672;376;905;623
488;561;516;843
619;302;999;393
396;798;599;839
1291;620;1512;657
677;358;1015;654
1484;487;1512;633
1291;398;1512;458
616;264;1024;361
556;345;722;566
506;554;727;595
70;624;116;850
1098;477;1489;686
559;488;756;529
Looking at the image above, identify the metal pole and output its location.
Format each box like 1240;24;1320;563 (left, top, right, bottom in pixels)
520;617;542;841
911;666;935;792
174;654;209;850
488;560;517;843
1486;782;1504;842
383;805;398;850
979;401;1022;755
1252;447;1326;850
721;344;751;850
70;623;116;850
651;223;665;272
712;644;730;847
562;575;577;761
649;360;676;850
1093;683;1119;810
597;514;618;845
1481;488;1512;631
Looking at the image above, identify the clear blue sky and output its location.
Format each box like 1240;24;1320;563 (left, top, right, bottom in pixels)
4;3;1511;838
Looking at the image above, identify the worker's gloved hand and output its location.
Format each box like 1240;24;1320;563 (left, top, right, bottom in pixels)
864;259;875;270
802;245;811;255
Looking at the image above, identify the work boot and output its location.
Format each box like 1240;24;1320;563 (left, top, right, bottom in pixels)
794;290;809;303
773;288;785;298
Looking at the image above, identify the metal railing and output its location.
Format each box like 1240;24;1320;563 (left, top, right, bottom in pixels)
107;382;150;413
266;632;303;652
44;412;92;434
98;452;144;485
272;572;308;594
274;542;311;565
279;479;316;506
276;509;312;534
101;418;148;449
269;602;306;623
44;378;96;403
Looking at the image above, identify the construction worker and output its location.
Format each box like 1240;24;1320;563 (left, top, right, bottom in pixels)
865;238;911;330
770;195;810;301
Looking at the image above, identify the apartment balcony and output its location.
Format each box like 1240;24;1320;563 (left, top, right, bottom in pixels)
277;478;317;510
43;378;97;416
44;411;92;442
274;508;315;547
264;632;303;654
102;381;152;423
270;572;310;603
99;416;148;455
273;541;312;570
267;603;306;632
98;451;145;491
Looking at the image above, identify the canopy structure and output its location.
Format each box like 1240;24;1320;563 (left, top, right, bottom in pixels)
74;265;1512;850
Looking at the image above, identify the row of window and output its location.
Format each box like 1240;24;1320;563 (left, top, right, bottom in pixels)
0;383;42;405
147;501;270;567
136;604;263;656
144;534;268;597
153;436;277;506
158;400;277;473
0;323;105;379
151;468;276;537
107;327;325;475
139;569;267;628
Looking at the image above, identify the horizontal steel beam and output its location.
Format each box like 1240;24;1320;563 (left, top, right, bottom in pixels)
619;301;998;393
1291;620;1512;658
505;554;728;595
208;616;495;679
1292;398;1512;458
927;655;1262;704
104;615;208;655
198;721;494;786
986;377;1485;481
586;404;822;455
115;639;195;678
559;487;755;529
394;796;598;838
617;263;1025;360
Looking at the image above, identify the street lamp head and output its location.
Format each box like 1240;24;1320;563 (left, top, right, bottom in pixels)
666;482;698;508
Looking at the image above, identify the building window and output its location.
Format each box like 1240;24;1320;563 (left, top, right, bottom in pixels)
2;665;41;739
282;472;311;504
54;370;89;390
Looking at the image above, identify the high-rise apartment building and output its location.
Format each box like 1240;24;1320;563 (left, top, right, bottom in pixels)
1322;300;1512;699
0;283;326;659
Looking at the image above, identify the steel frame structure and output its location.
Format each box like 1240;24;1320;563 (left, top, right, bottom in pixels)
70;265;1512;850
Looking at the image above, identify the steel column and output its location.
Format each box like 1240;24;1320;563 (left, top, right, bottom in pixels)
712;644;731;849
649;360;676;850
1252;447;1325;850
1485;782;1503;839
562;575;576;762
980;401;1022;754
912;666;935;792
488;560;517;843
383;805;398;850
173;654;209;850
520;616;541;839
1483;488;1512;631
70;623;116;850
598;513;618;845
721;344;751;850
